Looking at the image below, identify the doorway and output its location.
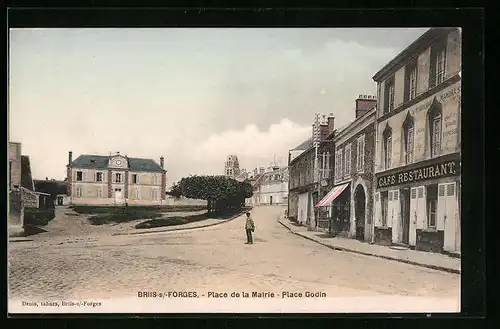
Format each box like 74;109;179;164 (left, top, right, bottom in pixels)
57;196;63;206
114;188;123;204
269;196;273;205
401;188;411;244
354;185;366;241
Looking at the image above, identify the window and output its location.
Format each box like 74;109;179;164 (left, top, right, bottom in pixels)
428;104;443;158
96;172;103;182
357;135;365;172
132;174;138;184
383;126;392;170
403;115;415;164
335;149;343;180
426;185;438;228
76;186;83;198
115;173;122;183
405;62;418;101
76;171;83;181
345;144;351;177
381;191;388;227
153;175;158;185
384;77;395;113
152;189;158;201
96;188;103;198
134;188;141;200
430;42;447;87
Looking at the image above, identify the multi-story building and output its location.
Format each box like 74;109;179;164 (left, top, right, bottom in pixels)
317;96;377;240
288;114;335;229
67;151;167;205
224;155;241;178
372;27;461;255
9;142;41;227
250;165;289;206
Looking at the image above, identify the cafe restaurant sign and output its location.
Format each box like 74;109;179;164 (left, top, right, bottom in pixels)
377;158;460;189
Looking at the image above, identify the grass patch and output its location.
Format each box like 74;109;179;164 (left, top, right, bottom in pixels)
88;208;163;226
24;208;55;226
135;208;247;230
73;204;206;215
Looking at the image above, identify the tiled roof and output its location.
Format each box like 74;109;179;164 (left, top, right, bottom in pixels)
71;155;165;172
292;137;313;151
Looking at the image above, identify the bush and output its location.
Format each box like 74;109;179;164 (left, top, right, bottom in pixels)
24;208;55;226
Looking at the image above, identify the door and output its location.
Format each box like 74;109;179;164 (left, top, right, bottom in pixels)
298;193;308;225
402;188;412;245
270;196;273;205
443;182;458;253
114;188;123;204
57;196;63;206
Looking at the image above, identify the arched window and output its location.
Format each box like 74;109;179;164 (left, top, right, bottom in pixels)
382;124;392;170
403;113;415;164
428;99;443;158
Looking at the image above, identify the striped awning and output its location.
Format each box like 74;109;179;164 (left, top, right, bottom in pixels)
315;183;349;207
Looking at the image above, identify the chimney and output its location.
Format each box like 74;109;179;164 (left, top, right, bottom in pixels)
68;151;73;165
160;156;164;169
327;113;335;136
355;95;377;119
320;122;329;141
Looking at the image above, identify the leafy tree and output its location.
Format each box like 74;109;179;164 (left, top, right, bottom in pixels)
172;175;252;213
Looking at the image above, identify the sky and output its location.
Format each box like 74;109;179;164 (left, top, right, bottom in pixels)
9;28;429;186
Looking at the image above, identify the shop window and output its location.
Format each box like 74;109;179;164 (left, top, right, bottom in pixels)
403;113;415;164
426;185;438;228
381;191;388;227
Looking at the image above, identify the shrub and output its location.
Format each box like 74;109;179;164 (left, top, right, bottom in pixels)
24;208;55;226
72;204;205;215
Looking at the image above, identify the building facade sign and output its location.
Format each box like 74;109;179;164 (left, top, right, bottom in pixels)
376;156;460;189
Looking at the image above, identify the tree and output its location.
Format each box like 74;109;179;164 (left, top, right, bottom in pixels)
172;175;252;213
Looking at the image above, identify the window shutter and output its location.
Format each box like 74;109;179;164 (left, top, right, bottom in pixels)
444;182;457;232
417;187;427;229
374;192;382;227
410;187;420;229
94;172;97;182
103;172;107;182
387;191;393;228
82;172;86;182
437;183;447;231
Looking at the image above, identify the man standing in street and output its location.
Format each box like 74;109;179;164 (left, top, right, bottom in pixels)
245;212;255;244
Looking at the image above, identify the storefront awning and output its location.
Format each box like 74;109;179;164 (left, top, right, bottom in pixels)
315;183;349;207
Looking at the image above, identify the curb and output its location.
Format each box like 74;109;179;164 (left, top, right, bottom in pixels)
112;209;250;236
9;238;34;243
278;220;460;275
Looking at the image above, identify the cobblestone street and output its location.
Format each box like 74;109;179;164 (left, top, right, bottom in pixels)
9;206;460;305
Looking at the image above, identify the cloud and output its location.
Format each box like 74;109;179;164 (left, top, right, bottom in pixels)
187;118;311;175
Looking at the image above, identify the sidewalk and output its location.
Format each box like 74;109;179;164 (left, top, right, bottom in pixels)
279;219;460;274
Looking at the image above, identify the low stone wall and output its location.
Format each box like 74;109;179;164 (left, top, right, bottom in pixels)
164;197;207;207
9;191;23;226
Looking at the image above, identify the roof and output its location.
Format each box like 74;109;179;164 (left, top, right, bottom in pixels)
291;137;313;151
71;154;165;172
21;155;34;191
34;180;67;195
372;28;455;81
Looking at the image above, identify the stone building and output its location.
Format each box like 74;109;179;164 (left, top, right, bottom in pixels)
288;114;335;228
8;142;39;228
371;27;461;256
250;165;289;206
224;155;241;178
67;151;167;206
317;96;377;240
